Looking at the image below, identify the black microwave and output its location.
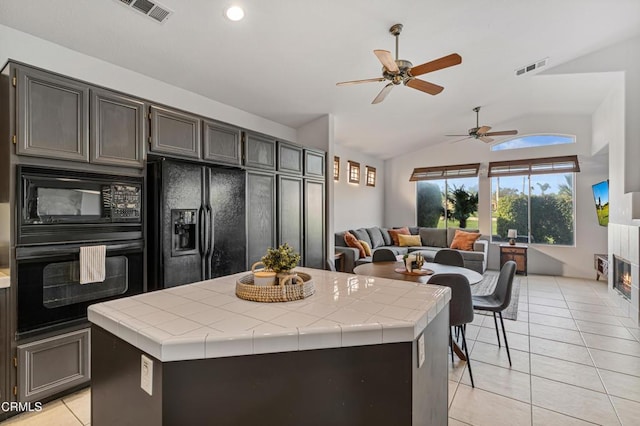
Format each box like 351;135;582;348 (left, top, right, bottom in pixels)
18;166;143;245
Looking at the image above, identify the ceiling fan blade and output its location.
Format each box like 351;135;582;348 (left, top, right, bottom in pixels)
373;50;399;73
479;136;494;143
448;136;471;144
477;125;492;134
336;77;385;86
409;53;462;77
372;83;394;104
484;130;518;136
445;134;470;137
405;78;444;95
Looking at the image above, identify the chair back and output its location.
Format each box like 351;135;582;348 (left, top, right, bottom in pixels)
433;249;465;267
372;248;397;262
427;273;474;327
493;261;517;310
326;259;336;271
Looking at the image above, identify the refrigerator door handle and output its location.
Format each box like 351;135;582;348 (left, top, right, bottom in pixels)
198;206;206;256
206;205;213;257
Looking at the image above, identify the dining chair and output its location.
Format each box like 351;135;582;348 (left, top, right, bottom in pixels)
427;273;475;387
372;248;397;262
433;249;465;267
472;260;517;366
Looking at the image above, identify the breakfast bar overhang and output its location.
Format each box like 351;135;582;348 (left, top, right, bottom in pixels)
88;268;451;426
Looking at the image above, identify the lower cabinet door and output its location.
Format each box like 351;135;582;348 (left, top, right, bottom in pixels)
18;329;90;402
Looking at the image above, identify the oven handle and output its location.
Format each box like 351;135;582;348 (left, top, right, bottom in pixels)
16;240;144;260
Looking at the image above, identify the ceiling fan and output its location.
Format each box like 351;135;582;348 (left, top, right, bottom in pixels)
447;106;518;143
336;23;462;104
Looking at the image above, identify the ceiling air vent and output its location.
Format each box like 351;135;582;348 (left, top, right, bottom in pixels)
113;0;173;24
515;57;548;77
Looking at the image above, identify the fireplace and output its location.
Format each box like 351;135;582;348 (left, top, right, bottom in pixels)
613;255;632;300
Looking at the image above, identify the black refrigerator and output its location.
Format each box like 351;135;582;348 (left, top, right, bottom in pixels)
147;158;246;289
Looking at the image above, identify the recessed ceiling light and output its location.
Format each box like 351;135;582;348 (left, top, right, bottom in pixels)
225;6;245;21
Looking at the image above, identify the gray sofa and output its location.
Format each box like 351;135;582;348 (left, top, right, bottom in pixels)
335;226;488;274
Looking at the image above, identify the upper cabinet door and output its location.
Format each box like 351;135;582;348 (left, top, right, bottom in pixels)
245;132;276;170
277;141;303;175
203;120;242;166
149;106;201;159
15;66;90;162
304;149;326;179
90;89;146;168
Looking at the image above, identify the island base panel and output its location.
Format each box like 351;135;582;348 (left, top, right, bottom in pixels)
91;309;448;426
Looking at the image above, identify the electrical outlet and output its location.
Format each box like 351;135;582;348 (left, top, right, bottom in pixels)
417;334;425;368
141;354;153;396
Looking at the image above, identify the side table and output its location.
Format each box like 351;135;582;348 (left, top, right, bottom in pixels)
500;244;528;276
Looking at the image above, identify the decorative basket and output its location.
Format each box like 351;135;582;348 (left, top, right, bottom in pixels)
235;272;315;303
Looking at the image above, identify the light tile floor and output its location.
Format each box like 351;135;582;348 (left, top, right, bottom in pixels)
2;275;639;425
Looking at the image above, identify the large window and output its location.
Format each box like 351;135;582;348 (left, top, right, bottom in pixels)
417;177;479;229
490;156;578;246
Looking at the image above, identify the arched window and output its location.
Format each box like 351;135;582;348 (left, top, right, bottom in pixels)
491;134;575;152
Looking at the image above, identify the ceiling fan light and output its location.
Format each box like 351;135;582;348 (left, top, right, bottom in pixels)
225;6;245;21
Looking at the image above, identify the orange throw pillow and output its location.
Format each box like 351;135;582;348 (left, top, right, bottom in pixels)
344;231;366;258
388;227;410;246
450;229;482;251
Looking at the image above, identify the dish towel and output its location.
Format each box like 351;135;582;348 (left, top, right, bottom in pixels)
79;245;106;284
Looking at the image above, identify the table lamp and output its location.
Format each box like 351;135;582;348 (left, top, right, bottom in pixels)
507;229;517;245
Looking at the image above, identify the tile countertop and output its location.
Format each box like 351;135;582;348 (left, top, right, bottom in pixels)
0;268;9;289
87;267;451;362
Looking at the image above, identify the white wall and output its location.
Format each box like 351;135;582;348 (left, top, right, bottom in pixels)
384;113;608;278
545;35;640;218
0;24;296;142
333;145;384;232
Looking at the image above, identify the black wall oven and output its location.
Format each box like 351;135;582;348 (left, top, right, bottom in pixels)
16;166;145;340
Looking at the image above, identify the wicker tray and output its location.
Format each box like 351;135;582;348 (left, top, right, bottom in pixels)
394;268;434;276
236;272;315;303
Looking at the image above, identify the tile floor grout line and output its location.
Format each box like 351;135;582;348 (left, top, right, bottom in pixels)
61;398;84;426
570;285;625;426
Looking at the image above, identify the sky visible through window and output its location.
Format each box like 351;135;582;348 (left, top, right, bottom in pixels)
491;135;574;151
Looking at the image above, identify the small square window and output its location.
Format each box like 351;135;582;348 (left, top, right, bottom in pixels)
366;166;376;187
348;161;360;184
333;156;340;181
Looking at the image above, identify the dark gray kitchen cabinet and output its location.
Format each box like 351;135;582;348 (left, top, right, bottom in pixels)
91;88;146;168
149;105;202;159
203;119;242;166
246;171;276;266
304;179;325;269
277;141;303;175
245;132;276;171
15;66;90;162
17;328;90;402
277;175;304;261
304;149;326;179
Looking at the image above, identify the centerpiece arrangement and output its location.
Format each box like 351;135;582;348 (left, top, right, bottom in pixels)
236;244;315;302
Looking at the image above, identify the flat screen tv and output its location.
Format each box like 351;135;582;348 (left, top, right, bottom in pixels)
592;180;609;227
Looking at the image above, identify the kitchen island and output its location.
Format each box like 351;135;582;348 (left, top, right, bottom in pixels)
88;267;451;426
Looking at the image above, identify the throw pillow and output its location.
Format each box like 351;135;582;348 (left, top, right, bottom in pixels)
450;229;482;251
344;231;366;258
359;240;372;256
379;228;393;246
366;227;386;249
398;234;422;247
388;227;410;245
351;228;372;247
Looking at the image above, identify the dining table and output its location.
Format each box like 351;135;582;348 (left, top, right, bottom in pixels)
353;260;484;361
352;260;484;285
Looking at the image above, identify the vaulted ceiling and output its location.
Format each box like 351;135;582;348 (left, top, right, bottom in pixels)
1;0;638;159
